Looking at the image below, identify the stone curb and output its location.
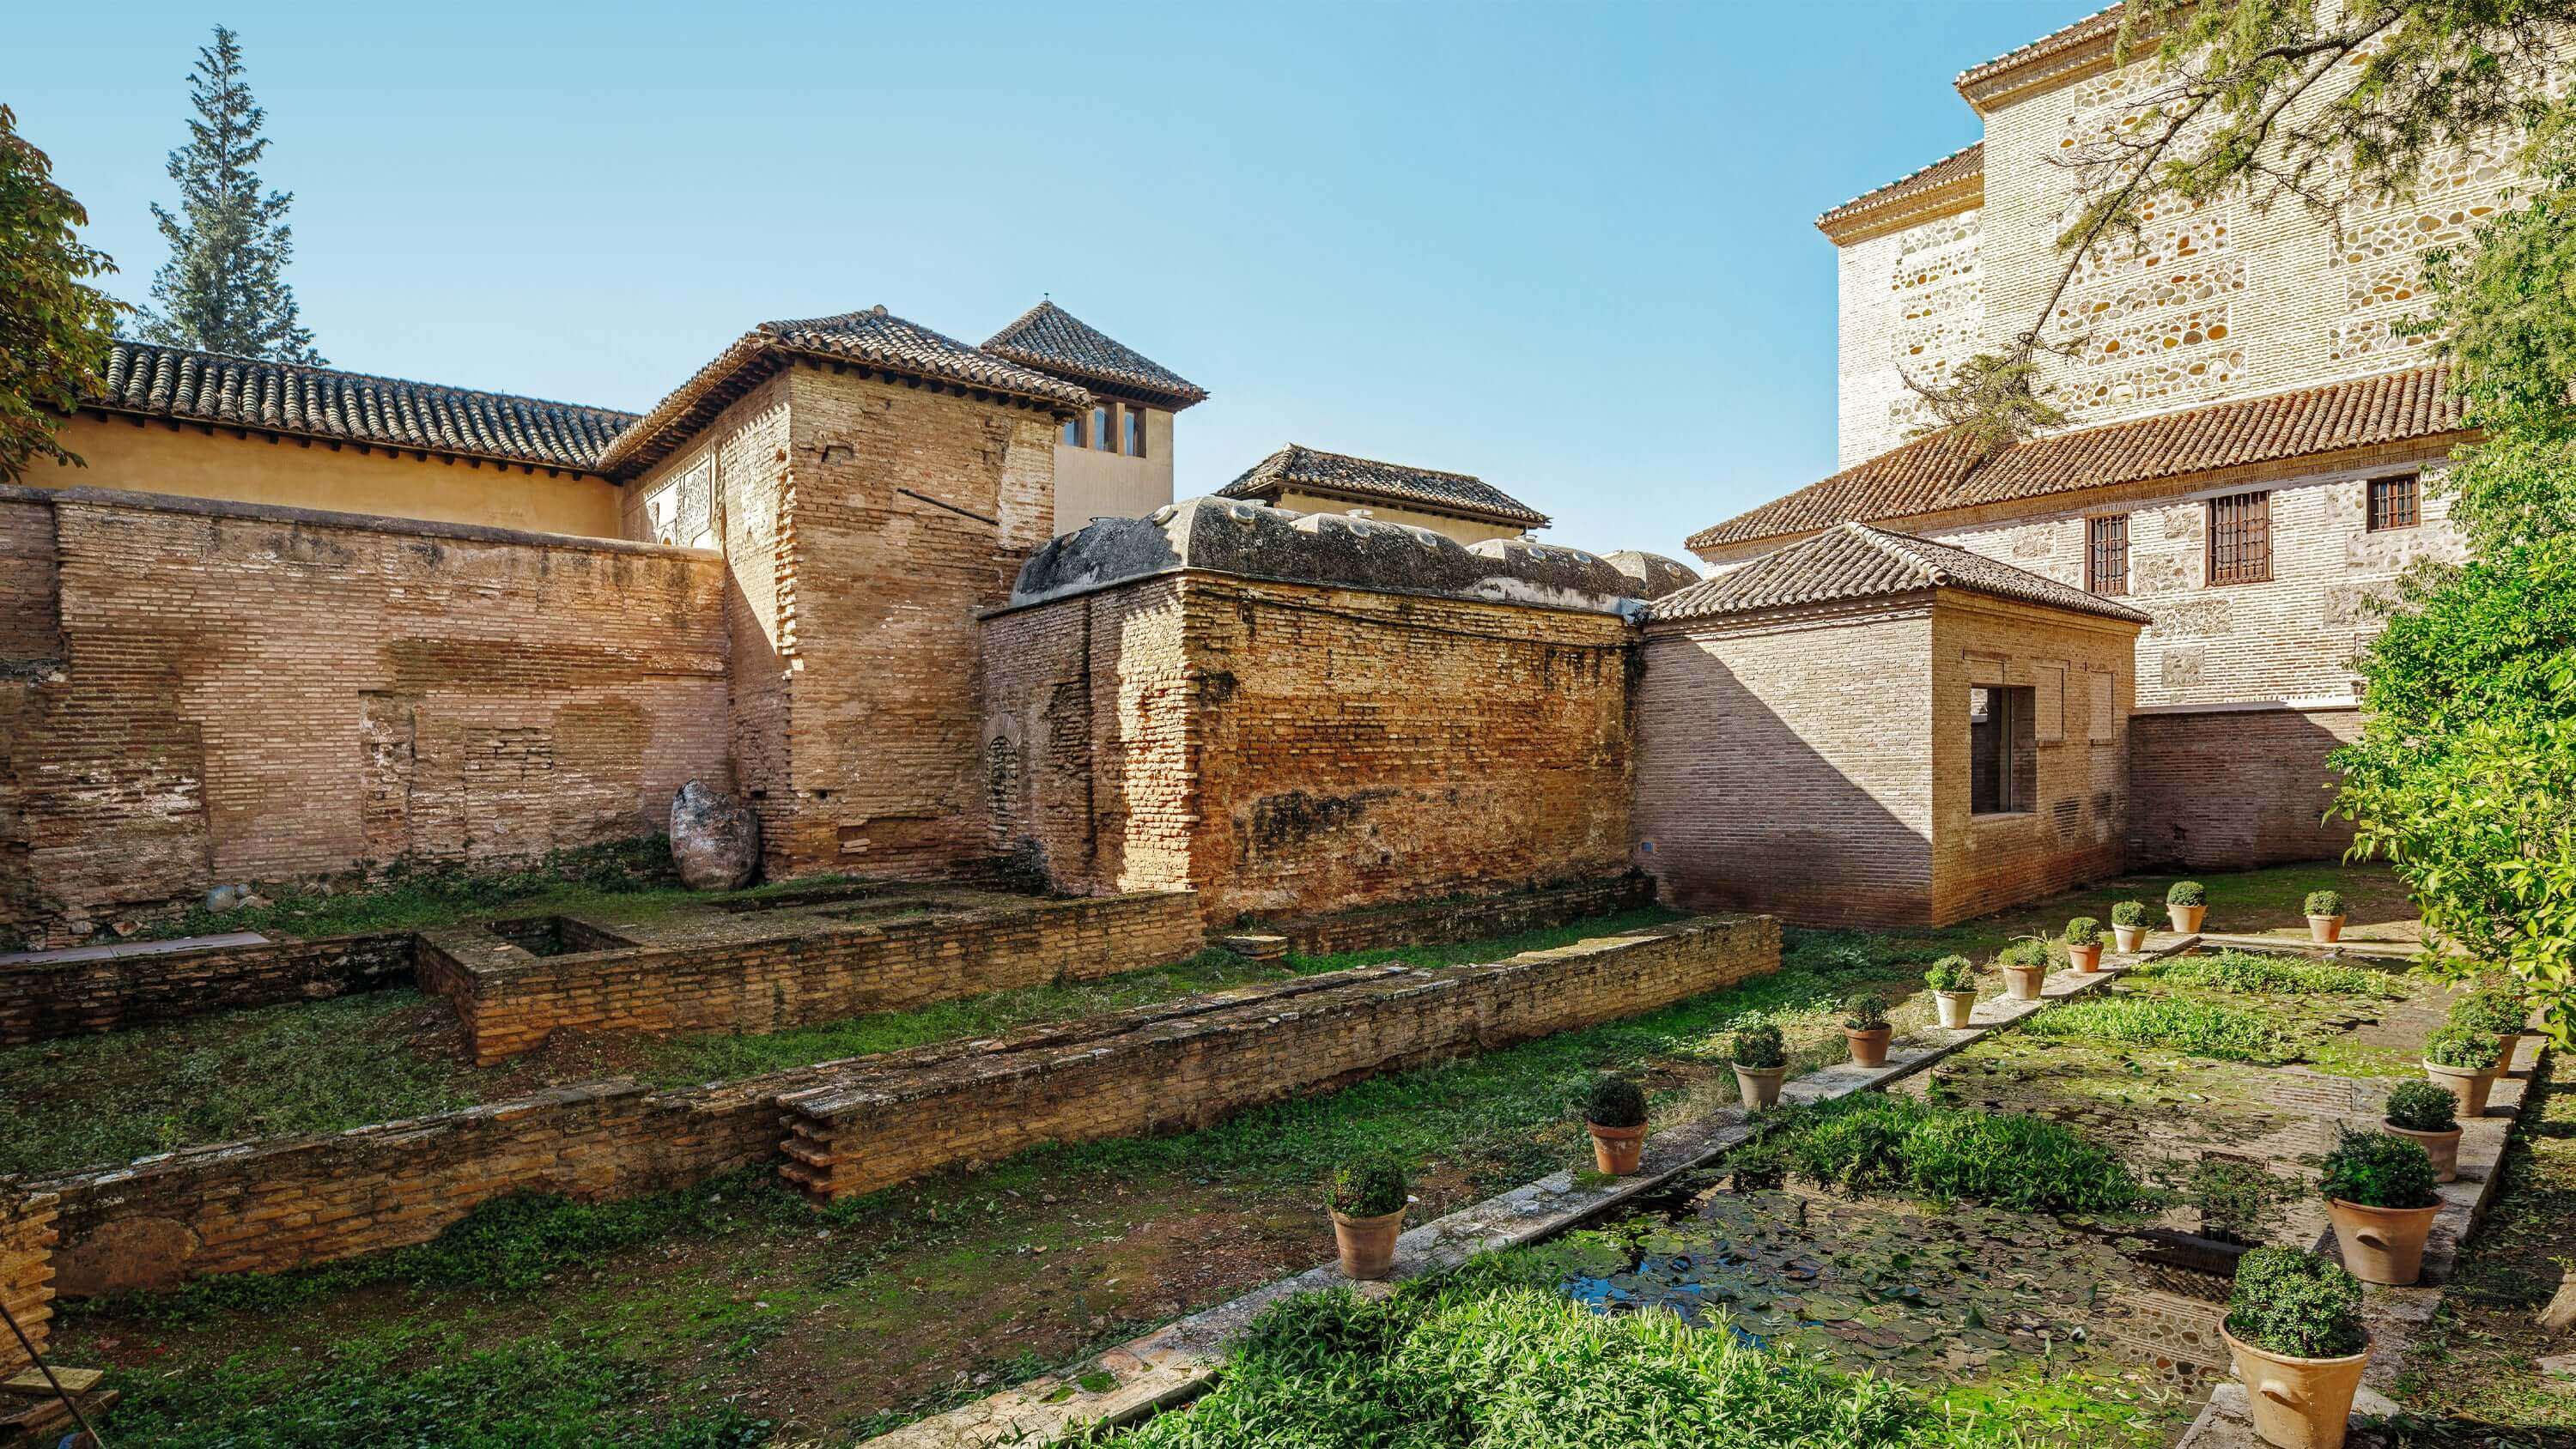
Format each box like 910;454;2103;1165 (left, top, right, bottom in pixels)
860;939;2183;1446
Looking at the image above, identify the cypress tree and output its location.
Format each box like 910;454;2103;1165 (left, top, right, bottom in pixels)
136;26;322;363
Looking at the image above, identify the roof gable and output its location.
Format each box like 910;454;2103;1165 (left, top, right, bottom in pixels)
1218;444;1549;529
982;301;1207;410
1653;522;2151;626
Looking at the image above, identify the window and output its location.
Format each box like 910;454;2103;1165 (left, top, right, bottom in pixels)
1970;685;2037;815
1062;414;1085;448
2208;490;2272;585
1091;404;1113;451
2087;514;2129;595
1124;406;1146;458
2368;474;2420;531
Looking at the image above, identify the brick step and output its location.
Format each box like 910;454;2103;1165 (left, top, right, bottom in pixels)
776;1155;832;1202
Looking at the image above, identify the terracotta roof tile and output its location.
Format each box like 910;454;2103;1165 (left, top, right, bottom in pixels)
983;301;1206;409
1217;444;1549;529
1686;367;2468;553
1956;3;2127;92
1652;521;2151;626
90;342;637;471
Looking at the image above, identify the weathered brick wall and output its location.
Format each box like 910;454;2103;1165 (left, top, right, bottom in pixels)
1635;603;1936;925
2129;703;2361;870
0;1191;58;1373
0;498;63;938
1272;874;1656;957
0;932;413;1046
0;487;731;943
982;573;1637;924
425;889;1205;1064
779;912;1780;1202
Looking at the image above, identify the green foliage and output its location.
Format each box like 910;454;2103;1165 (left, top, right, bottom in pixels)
1729;1022;1787;1070
2166;882;2207;908
1328;1154;1407;1217
2451;983;2534;1040
1996;937;2052;969
2226;1246;2366;1361
2179;1157;2297;1246
2386;1079;2461;1133
1924;955;1975;993
1841;992;1890;1031
136;27;320;362
2111;900;2149;928
0;104;125;482
2425;1026;2504;1069
2154;949;2404;999
1582;1073;1647;1130
2320;1125;2442;1210
1737;1093;2160;1216
2306;889;2346;918
2065;916;2104;948
2023;996;2300;1064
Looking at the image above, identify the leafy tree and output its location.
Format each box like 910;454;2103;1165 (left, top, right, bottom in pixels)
0;104;125;482
135;26;322;363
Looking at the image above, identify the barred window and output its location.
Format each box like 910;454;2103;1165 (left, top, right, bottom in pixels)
2087;514;2129;595
2208;491;2272;585
2368;474;2419;531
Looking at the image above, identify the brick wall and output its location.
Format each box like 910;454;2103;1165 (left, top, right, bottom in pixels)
778;912;1780;1202
0;932;413;1046
0;498;62;937
2129;703;2361;870
0;1192;57;1373
0;486;731;944
1271;874;1656;956
423;889;1205;1064
982;573;1637;923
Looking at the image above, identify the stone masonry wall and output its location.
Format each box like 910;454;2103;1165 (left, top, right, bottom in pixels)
0;486;731;944
0;1191;57;1374
2129;703;2362;870
0;932;413;1046
1838;206;1985;467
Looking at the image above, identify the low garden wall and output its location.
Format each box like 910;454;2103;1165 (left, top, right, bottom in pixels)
420;889;1206;1064
1267;874;1656;957
0;1192;56;1373
0;931;413;1046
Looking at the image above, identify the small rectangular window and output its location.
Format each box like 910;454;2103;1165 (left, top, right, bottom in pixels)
2208;490;2272;585
1062;415;1084;447
2087;515;2129;595
2368;474;2419;531
1091;404;1113;451
1970;685;2037;815
1125;406;1146;458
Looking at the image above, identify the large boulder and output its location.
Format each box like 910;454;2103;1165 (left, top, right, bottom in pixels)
670;780;760;891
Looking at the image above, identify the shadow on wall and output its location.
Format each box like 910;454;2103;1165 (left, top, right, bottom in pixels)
2128;706;2360;872
1635;648;1933;928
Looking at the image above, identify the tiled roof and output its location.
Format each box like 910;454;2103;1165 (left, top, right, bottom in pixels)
89;341;638;471
598;305;1092;476
1652;521;2152;626
983;302;1207;410
1816;142;1983;234
1218;444;1550;529
1687;367;2468;554
1957;3;2125;90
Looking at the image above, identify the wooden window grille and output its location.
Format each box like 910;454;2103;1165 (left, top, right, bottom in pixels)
2087;515;2129;595
2208;491;2272;585
2367;474;2419;531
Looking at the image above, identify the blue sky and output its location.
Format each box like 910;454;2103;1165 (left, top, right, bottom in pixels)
6;1;2075;560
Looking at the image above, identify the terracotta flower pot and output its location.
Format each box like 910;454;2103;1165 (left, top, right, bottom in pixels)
2169;903;2208;934
1845;1026;1892;1068
2495;1033;2526;1076
1733;1063;1787;1112
2112;923;2147;953
1934;990;1976;1029
2222;1325;2369;1449
2069;942;2104;973
1588;1121;1645;1176
2002;964;2047;1001
2308;914;2345;944
2384;1122;2462;1183
2424;1059;2496;1119
2326;1197;2440;1286
1331;1207;1405;1281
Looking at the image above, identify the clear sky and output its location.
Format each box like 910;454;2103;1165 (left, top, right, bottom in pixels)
5;1;2077;561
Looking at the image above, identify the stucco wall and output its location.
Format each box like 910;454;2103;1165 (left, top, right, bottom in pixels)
1050;407;1174;536
1272;488;1529;545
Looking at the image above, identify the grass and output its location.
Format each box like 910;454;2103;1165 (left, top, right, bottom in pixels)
2020;995;2304;1064
1735;1091;2162;1216
2151;949;2407;998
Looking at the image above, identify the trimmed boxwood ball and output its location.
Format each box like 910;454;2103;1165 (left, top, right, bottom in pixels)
2385;1079;2459;1133
2319;1125;2440;1210
2167;881;2207;907
2305;888;2345;918
1996;937;2051;968
2227;1246;2366;1359
2065;916;2104;947
2450;984;2530;1039
1328;1155;1407;1217
1583;1074;1647;1130
2111;900;2149;928
1730;1022;1787;1070
2424;1026;2503;1069
1841;993;1890;1031
1924;955;1974;992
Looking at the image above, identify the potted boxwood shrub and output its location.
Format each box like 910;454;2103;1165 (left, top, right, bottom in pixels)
1583;1073;1649;1176
2451;982;2533;1076
2382;1079;2462;1183
2305;889;2346;945
2111;899;2150;953
1327;1154;1409;1281
2422;1027;2504;1119
1843;993;1893;1068
2221;1246;2370;1449
2065;916;2105;973
1926;955;1977;1029
1730;1022;1789;1112
2319;1126;2443;1286
2167;880;2208;935
1996;937;2050;1002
